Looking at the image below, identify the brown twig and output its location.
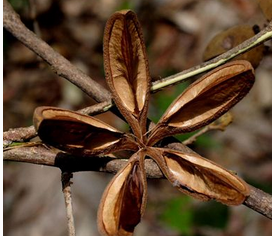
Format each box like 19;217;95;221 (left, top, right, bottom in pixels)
3;145;162;176
182;126;210;146
3;0;111;103
151;21;272;91
3;126;37;144
61;172;76;236
77;100;113;116
244;185;272;219
3;145;272;219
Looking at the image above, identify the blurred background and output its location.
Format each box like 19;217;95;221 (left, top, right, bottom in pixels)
3;0;272;235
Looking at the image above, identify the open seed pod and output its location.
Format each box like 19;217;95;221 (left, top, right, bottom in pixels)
32;10;256;236
33;107;138;156
147;147;249;205
103;10;151;140
98;151;147;236
147;60;255;146
203;25;265;68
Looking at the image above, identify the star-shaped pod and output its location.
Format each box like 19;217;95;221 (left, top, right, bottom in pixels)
33;10;255;236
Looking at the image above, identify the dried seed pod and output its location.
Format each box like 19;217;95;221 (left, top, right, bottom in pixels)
104;10;151;140
98;151;147;236
203;25;265;68
33;107;137;156
147;60;254;146
148;147;249;205
258;0;272;20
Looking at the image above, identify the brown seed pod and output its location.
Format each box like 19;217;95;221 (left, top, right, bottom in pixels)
103;10;151;140
147;147;249;205
203;25;265;68
98;151;147;236
33;107;138;156
147;60;255;146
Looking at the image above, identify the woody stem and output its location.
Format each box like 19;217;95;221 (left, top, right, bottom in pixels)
61;172;76;236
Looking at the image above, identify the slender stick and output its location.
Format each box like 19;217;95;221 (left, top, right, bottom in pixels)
151;21;272;91
244;185;272;219
182;113;233;145
3;146;272;220
182;126;210;146
61;172;76;236
3;0;111;103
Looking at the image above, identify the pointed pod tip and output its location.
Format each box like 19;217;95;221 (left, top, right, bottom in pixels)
33;106;51;131
230;59;255;74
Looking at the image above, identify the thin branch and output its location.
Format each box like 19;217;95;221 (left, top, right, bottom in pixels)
151;21;272;91
61;172;76;236
182;126;210;146
244;185;272;219
3;145;272;219
3;0;272;104
3;0;111;103
77;100;113;116
3;145;162;177
3;126;37;145
182;113;233;145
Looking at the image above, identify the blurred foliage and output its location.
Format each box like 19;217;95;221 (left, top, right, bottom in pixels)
160;197;229;235
177;132;221;149
193;201;229;229
247;178;272;195
160;196;194;235
117;0;137;12
8;0;29;12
